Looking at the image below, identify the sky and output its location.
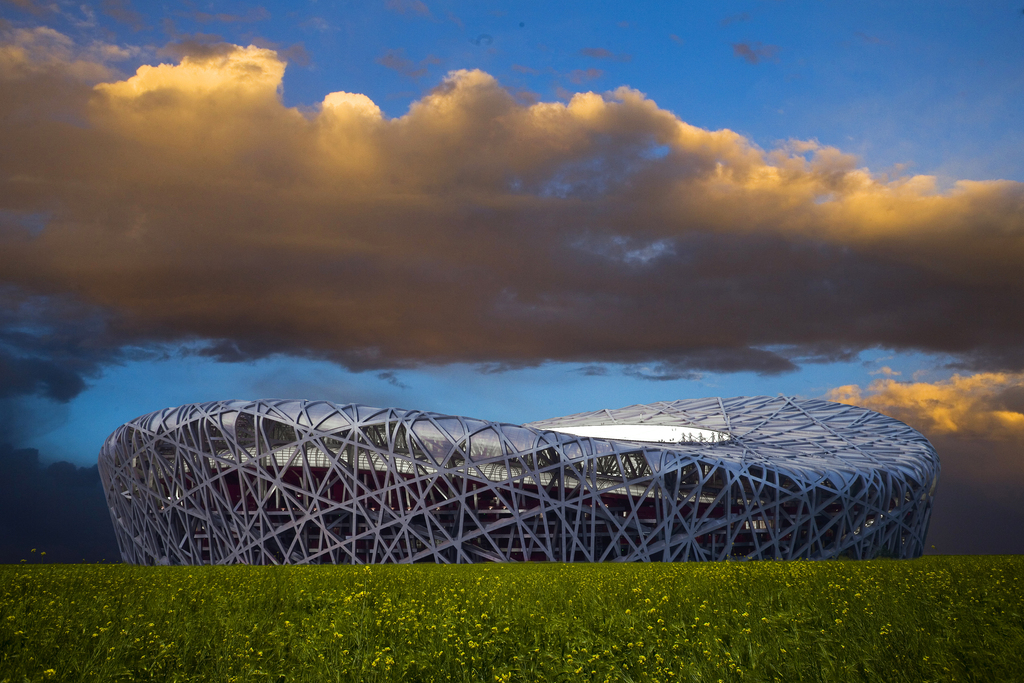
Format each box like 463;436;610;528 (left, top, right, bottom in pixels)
1;0;1023;560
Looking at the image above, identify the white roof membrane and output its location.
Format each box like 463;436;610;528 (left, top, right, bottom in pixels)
543;424;729;443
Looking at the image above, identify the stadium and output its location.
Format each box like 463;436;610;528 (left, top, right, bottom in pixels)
98;396;939;565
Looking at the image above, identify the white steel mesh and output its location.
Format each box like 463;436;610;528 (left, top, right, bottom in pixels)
98;396;939;565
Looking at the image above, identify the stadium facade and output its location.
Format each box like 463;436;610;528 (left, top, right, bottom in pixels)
98;397;939;565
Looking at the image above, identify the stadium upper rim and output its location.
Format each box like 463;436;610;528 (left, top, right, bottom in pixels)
115;395;938;486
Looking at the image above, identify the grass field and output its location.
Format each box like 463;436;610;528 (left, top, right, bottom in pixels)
1;556;1021;683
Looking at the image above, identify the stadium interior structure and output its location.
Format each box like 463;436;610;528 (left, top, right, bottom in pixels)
99;397;940;565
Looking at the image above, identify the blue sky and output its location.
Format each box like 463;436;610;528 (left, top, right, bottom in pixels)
1;0;1023;561
25;348;946;465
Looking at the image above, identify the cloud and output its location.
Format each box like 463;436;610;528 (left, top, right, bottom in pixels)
277;42;310;68
0;25;115;80
101;0;145;31
578;47;632;62
0;288;136;405
567;67;603;84
156;35;243;62
2;32;1024;383
249;38;311;68
512;88;539;105
377;370;409;388
624;365;699;382
375;48;440;78
827;372;1024;439
0;351;85;402
3;0;50;17
733;41;779;64
385;0;431;18
0;443;121;563
827;372;1024;554
188;7;271;24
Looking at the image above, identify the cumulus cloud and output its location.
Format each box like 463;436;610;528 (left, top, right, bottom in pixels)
1;30;1024;385
828;372;1024;439
0;26;116;80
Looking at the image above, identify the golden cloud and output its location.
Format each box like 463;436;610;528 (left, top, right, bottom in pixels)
1;30;1023;373
827;373;1024;439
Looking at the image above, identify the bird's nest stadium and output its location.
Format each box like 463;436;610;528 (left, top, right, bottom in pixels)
98;396;939;565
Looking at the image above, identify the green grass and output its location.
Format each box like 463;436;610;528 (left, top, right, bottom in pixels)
1;556;1021;683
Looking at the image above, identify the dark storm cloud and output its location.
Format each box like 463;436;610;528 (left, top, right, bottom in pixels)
0;289;135;404
0;443;120;563
0;351;85;402
1;29;1024;382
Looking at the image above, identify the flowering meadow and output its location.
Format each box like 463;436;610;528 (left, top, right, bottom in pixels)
1;556;1021;682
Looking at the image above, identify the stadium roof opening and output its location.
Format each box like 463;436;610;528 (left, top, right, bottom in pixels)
543;424;729;443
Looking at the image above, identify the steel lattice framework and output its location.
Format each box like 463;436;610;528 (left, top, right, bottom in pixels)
98;396;939;565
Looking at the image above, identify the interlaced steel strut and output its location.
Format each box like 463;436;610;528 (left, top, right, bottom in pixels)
98;396;939;564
